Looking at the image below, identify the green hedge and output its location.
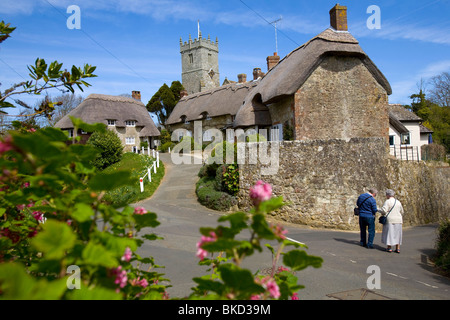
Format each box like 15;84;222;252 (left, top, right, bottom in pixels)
196;176;237;212
434;220;450;275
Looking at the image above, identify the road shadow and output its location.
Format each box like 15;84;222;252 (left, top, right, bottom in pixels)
333;238;386;252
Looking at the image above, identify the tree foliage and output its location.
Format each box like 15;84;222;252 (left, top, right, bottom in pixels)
87;129;124;171
406;72;450;153
146;81;184;126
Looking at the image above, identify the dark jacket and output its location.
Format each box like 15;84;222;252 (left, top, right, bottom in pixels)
357;193;378;218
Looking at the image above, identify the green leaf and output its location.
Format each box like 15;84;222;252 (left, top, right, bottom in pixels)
69;116;106;133
218;264;264;296
67;286;121;300
71;203;94;223
192;277;225;295
0;262;67;300
282;250;323;271
81;242;117;268
32;220;76;259
201;238;242;252
258;196;284;214
251;213;275;239
133;212;160;230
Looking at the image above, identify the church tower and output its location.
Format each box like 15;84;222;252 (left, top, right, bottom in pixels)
180;29;220;95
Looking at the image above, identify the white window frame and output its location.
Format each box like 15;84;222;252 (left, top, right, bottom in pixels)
270;124;283;141
126;137;135;145
400;133;411;145
107;120;116;126
126;120;136;127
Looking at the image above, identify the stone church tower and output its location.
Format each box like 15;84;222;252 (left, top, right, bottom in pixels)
180;31;220;95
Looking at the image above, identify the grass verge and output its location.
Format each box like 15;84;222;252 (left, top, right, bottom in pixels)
102;152;165;207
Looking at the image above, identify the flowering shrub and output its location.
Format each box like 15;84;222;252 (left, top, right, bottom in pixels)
0;121;168;299
0;121;322;300
190;180;323;300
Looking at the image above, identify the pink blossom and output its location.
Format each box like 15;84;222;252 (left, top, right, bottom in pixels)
134;207;147;215
291;292;299;300
196;231;217;260
258;276;280;299
265;279;280;299
111;266;128;288
271;224;288;240
130;277;148;288
249;180;272;207
32;211;45;223
0;136;13;155
121;247;132;262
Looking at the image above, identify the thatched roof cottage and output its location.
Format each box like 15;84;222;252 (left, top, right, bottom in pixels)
169;4;394;144
55;92;160;152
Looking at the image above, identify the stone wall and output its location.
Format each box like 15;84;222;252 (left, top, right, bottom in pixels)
238;138;450;230
293;56;389;142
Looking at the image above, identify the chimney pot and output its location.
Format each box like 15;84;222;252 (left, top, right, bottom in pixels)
238;73;247;83
329;4;348;31
267;53;280;71
132;91;141;101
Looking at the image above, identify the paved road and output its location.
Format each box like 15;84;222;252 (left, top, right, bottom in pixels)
135;153;450;300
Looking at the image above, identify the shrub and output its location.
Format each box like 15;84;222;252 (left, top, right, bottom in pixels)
422;143;447;161
435;220;450;274
196;176;237;211
87;129;123;170
159;141;175;153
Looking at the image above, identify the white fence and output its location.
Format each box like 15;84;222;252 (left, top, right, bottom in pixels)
139;151;160;193
389;145;420;162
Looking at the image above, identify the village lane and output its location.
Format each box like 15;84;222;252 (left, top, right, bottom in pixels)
134;153;450;300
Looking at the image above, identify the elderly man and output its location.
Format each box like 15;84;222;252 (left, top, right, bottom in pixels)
356;188;378;249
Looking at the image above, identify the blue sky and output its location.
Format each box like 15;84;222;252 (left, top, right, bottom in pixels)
1;0;449;119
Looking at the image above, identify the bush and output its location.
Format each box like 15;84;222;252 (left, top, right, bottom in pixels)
422;143;447;161
159;141;175;153
434;220;450;274
87;129;123;170
196;176;237;211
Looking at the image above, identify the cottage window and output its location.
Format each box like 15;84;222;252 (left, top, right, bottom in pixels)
400;133;410;145
67;129;74;138
389;135;395;146
126;137;135;145
126;120;136;127
107;120;116;126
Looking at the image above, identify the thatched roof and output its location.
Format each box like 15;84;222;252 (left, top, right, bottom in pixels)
388;104;422;121
166;81;258;125
55;94;160;137
233;28;392;128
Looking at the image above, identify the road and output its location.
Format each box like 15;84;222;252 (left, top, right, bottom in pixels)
134;153;450;300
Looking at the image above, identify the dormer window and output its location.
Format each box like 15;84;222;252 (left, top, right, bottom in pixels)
201;112;212;121
107;120;117;126
181;115;190;125
126;120;136;127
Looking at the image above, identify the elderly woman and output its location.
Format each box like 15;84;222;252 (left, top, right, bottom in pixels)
379;189;404;253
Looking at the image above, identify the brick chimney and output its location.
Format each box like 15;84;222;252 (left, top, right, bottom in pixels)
132;91;141;101
180;89;188;98
329;4;348;31
267;52;280;71
238;73;247;83
253;68;265;80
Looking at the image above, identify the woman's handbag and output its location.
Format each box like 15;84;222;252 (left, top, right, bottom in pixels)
379;199;396;225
